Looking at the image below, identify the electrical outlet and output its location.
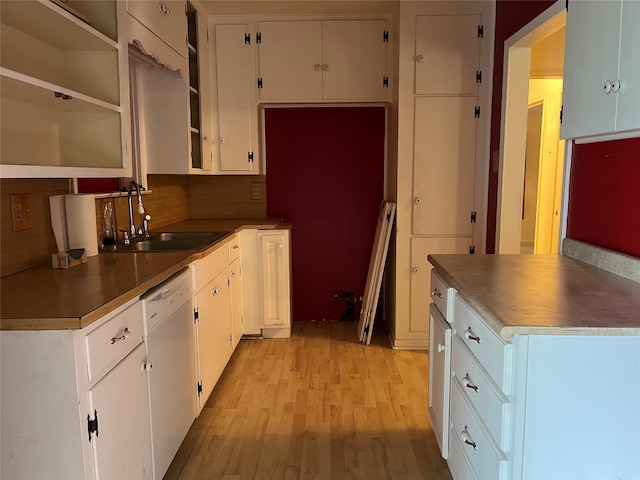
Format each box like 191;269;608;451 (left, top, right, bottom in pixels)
10;194;33;231
250;182;263;200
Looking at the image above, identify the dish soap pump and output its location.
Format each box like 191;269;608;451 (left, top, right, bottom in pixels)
102;200;116;248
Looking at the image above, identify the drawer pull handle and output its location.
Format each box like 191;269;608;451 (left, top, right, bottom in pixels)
461;428;477;450
463;374;478;392
464;328;481;344
431;287;442;298
110;327;131;344
232;244;239;250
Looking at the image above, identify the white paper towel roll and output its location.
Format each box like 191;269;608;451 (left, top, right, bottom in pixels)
65;194;98;257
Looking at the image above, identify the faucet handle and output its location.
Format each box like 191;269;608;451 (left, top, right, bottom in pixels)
120;230;130;245
142;214;151;237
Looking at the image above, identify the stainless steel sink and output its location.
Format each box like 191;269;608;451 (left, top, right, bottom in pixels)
110;231;230;252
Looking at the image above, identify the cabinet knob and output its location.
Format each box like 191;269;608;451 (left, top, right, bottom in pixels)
603;81;613;94
323;64;329;71
612;80;623;93
414;198;422;204
314;64;322;71
412;267;419;273
416;54;424;62
212;286;222;296
219;137;225;143
203;135;209;142
431;287;442;298
437;343;446;353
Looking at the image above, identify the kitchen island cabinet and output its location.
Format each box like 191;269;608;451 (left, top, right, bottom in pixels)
428;244;640;480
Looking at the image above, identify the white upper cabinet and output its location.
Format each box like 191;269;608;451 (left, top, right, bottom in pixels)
561;0;640;141
126;0;187;58
0;0;130;178
257;19;389;102
211;21;260;174
415;15;482;95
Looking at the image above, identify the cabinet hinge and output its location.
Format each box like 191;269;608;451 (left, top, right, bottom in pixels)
197;380;203;396
248;151;254;163
477;25;484;38
470;211;477;223
476;70;482;83
566;0;569;11
194;307;199;323
228;277;231;288
474;106;481;118
241;313;244;326
560;105;563;124
469;246;476;254
244;33;251;44
206;29;209;42
383;30;389;43
257;77;263;89
256;32;262;44
87;410;99;442
229;332;233;346
383;76;389;88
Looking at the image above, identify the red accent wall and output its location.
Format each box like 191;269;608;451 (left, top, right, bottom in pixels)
567;138;640;258
265;107;385;321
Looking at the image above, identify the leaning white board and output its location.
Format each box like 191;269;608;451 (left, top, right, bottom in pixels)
357;201;396;345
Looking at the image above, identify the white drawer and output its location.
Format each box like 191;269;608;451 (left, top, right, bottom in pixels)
454;295;513;392
448;424;479;480
450;378;509;480
85;301;144;382
430;269;453;320
193;243;228;292
452;335;511;450
228;234;240;263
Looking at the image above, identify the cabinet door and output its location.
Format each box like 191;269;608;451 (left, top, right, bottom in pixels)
410;237;471;335
213;23;259;174
126;0;187;56
195;268;232;408
616;0;640;132
561;0;621;139
415;15;481;95
230;256;243;349
257;21;323;101
322;20;387;100
88;343;153;480
413;96;477;235
259;230;291;329
429;304;452;459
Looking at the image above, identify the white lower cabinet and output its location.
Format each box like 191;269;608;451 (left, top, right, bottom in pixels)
0;299;153;480
442;291;640;480
192;244;233;411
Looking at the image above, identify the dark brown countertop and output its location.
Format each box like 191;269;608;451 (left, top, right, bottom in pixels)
0;218;283;330
428;253;640;340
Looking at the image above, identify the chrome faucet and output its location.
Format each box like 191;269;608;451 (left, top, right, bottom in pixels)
127;180;146;238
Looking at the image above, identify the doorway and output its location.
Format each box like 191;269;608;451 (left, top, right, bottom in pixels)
496;1;567;254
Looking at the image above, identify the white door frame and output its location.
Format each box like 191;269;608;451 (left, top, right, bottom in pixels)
495;0;567;253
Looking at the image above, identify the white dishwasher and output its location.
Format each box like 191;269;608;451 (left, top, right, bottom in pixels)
141;268;197;480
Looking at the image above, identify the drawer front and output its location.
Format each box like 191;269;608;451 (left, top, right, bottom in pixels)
454;295;513;391
429;304;452;458
450;378;509;480
430;269;451;320
193;243;228;292
228;234;240;263
448;424;479;480
452;336;511;450
85;301;144;382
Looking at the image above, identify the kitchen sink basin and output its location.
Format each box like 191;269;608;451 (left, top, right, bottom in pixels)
110;231;230;253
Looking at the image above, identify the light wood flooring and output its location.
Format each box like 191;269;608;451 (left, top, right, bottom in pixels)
165;321;452;480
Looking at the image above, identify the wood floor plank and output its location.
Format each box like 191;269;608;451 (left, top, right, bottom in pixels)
165;321;452;480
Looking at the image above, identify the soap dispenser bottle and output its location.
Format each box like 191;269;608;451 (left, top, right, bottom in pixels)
102;200;116;248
